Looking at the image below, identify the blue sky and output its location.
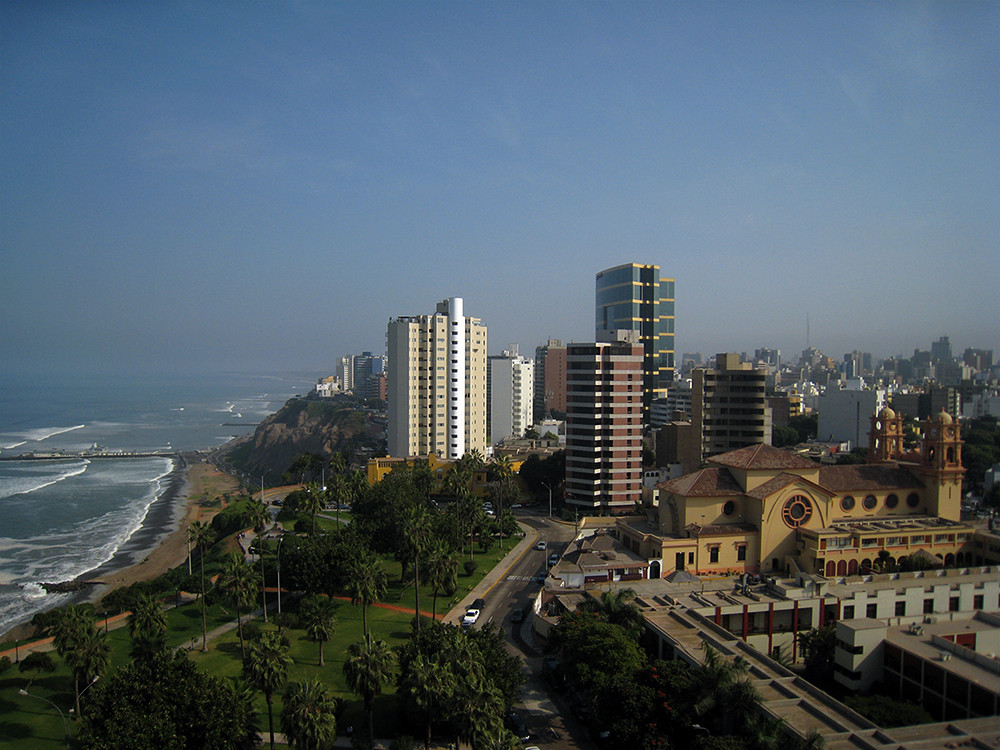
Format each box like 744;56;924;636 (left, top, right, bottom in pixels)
2;1;997;375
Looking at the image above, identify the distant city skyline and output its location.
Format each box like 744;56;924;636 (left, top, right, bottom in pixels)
3;3;997;376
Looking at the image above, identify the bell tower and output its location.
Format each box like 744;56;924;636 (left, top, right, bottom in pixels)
915;409;964;521
867;406;904;463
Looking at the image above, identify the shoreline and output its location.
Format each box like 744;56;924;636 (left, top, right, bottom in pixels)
0;454;241;642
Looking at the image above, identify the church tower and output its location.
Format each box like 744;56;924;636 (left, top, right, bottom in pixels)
868;405;904;463
915;409;964;521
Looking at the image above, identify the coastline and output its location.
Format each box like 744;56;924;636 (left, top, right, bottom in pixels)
0;455;240;642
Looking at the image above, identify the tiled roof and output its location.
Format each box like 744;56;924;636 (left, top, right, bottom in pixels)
658;467;744;497
709;443;819;471
685;522;758;537
817;464;924;492
746;472;832;501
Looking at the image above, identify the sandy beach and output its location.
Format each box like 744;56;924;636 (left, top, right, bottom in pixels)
0;456;241;642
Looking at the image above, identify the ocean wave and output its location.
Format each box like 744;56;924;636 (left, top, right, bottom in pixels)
0;459;90;499
0;440;27;451
19;424;87;444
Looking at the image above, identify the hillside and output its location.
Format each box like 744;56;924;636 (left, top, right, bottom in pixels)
220;396;385;484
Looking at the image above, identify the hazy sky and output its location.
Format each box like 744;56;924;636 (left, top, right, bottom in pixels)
3;2;997;376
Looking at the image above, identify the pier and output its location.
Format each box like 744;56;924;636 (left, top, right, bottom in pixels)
0;449;181;461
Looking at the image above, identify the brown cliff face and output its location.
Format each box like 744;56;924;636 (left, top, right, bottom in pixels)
222;398;384;484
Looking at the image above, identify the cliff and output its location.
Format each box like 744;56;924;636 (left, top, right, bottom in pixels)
220;396;385;484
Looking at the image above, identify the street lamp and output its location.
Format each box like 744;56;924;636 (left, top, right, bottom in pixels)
541;481;553;518
276;534;285;615
68;675;100;718
19;689;69;748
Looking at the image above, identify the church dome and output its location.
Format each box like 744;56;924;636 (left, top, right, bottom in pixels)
935;409;953;425
879;405;896;420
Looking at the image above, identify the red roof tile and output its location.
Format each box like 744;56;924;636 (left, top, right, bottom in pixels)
659;468;744;497
709;443;818;471
818;464;924;492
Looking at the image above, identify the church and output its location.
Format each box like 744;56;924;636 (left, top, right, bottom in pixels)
619;408;977;578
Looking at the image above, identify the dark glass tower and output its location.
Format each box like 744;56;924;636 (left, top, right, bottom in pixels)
595;263;675;415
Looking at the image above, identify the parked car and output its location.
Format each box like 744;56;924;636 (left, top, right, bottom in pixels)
511;606;526;623
533;571;547;584
471;597;486;610
548;552;559;567
461;608;481;628
506;711;530;743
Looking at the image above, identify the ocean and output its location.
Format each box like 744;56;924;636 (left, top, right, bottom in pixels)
0;370;316;636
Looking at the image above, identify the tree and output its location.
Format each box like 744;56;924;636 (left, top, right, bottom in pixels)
299;483;325;535
18;651;55;687
797;622;836;683
299;595;337;667
127;592;167;661
281;677;339;750
244;631;292;750
218;551;261;665
578;587;644;640
345;547;388;637
550;611;645;695
425;539;459;619
343;633;397;750
691;641;762;737
78;650;258;749
188;520;216;652
401;503;433;630
245;500;271;622
842;694;933;727
64;625;111;720
399;654;456;750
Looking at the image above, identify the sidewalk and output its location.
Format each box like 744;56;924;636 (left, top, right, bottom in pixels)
443;523;540;625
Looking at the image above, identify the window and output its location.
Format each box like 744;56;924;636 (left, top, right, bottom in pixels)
863;495;878;511
895;601;906;616
709;547;719;563
924;598;934;614
688;552;694;564
843;606;855;619
885;493;899;509
866;604;877;618
723;500;736;516
841;495;855;511
949;597;960;612
974;595;984;610
906;493;920;508
737;545;747;561
781;495;813;529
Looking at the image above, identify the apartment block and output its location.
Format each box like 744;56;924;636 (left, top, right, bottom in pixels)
386;297;487;459
692;353;771;461
489;346;534;444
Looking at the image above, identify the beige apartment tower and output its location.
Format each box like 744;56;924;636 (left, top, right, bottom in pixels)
692;353;771;461
386;297;487;459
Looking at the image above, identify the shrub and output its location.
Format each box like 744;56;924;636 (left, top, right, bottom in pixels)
463;560;477;576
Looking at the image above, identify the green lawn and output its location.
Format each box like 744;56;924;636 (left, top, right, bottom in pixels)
0;534;522;748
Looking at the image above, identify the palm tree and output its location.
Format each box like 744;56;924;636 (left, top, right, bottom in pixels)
343;633;397;750
244;631;292;750
300;483;325;535
401;654;455;750
402;503;432;630
299;595;337;667
64;626;110;720
345;548;388;637
692;641;762;736
188;520;216;652
218;551;260;665
578;587;644;640
425;540;459;620
281;677;338;750
245;499;271;622
126;592;167;661
45;604;95;658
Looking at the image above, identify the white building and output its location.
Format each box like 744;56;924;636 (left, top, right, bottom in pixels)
817;382;887;449
386;297;487;460
489;346;534;444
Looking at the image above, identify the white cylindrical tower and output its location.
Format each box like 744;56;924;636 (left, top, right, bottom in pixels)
447;297;466;459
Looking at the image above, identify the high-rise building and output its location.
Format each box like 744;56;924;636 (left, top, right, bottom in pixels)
488;346;534;444
533;338;567;418
931;336;953;363
692;353;771;461
564;333;644;514
595;263;675;416
386;297;487;459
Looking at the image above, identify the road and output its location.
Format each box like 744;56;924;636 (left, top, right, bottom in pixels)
475;511;598;750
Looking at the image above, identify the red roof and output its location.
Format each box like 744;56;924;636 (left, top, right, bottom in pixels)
709;444;818;471
817;464;924;492
658;468;743;497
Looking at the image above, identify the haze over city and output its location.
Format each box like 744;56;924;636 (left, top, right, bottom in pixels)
2;2;997;375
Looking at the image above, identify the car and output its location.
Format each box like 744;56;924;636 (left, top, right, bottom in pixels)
548;552;559;566
535;540;547;550
461;608;481;628
471;597;485;610
533;571;547;584
511;606;526;624
505;711;530;743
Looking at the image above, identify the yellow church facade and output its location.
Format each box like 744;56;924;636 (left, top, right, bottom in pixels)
619;409;976;578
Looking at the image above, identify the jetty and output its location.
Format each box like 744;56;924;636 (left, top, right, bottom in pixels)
0;448;181;461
